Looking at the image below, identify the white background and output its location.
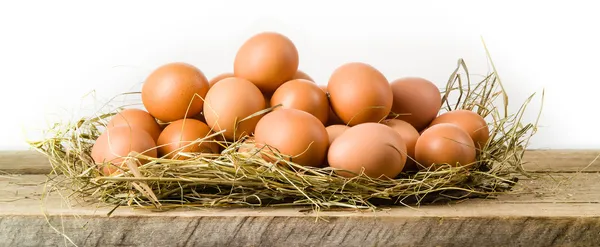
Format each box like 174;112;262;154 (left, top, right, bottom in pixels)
0;0;598;150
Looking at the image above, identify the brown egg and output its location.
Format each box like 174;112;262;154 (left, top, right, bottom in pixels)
319;85;344;125
254;108;328;167
382;119;420;171
389;77;441;131
208;72;234;88
429;110;490;150
107;108;162;142
237;137;257;153
203;77;266;141
293;70;314;82
328;62;392;126
157;118;219;159
270;79;329;124
415;123;476;169
325;125;350;144
234;32;299;95
328;123;406;178
91;126;157;175
142;62;209;122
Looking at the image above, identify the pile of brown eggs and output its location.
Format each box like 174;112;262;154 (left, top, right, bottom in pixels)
91;32;490;179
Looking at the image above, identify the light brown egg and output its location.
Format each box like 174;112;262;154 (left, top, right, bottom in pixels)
328;62;392;126
429;110;490;150
382;119;420;171
107;108;162;142
208;72;234;88
142;62;209;122
328;123;407;178
270;79;329;124
319;85;344;125
157;118;219;159
293;70;314;82
254;108;328;167
91;126;157;176
415;123;476;169
237;137;257;153
234;32;299;95
325;125;350;144
389;77;441;131
203;77;266;141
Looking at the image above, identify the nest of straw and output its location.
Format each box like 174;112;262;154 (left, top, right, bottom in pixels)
29;55;541;213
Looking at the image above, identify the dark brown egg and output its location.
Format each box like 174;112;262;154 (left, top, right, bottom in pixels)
203;77;266;141
270;79;329;124
429;110;490;150
107;108;162;142
328;62;392;126
382;119;420;171
208;72;234;88
142;62;209;122
293;70;314;81
254;108;328;167
415;123;476;169
91;126;157;176
389;77;441;131
234;32;299;95
157;118;219;159
325;125;350;144
328;123;406;178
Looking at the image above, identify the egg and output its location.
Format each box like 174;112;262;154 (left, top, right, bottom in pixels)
234;32;299;95
328;123;407;178
389;77;441;131
319;85;344;125
293;70;314;82
415;123;476;169
254;108;328;167
157;118;219;159
270;79;329;124
382;119;420;171
91;126;157;175
142;62;210;122
429;110;490;150
107;108;162;142
328;62;392;126
203;77;266;141
238;137;257;153
325;125;350;144
208;72;234;88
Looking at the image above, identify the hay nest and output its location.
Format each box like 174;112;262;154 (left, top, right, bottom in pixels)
29;55;542;213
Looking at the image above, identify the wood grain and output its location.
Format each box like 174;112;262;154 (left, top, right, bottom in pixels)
1;174;600;246
2;149;600;174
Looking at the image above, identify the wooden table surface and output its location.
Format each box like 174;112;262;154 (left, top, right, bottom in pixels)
1;150;599;247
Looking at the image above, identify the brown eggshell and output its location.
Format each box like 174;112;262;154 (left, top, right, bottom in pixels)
91;126;157;176
382;119;420;171
254;108;328;167
234;32;299;95
157;118;219;159
415;123;476;169
328;62;392;126
208;72;234;88
107;108;162;142
389;77;441;131
203;77;266;141
270;79;329;124
429;110;490;150
328;123;407;178
293;70;314;82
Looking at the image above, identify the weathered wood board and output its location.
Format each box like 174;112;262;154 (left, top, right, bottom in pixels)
1;150;600;247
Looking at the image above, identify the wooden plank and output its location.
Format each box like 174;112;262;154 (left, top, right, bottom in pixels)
1;174;599;246
522;149;600;172
2;149;600;175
